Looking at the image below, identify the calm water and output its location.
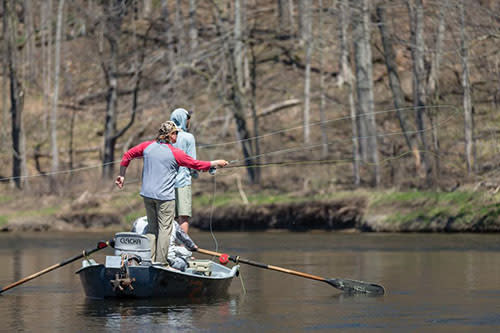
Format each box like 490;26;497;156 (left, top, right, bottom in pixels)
1;231;500;332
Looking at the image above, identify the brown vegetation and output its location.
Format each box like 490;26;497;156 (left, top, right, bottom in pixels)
1;1;500;231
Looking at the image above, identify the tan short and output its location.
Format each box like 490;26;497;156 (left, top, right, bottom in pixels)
175;185;192;217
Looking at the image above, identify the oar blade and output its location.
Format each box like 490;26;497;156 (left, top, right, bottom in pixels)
327;278;385;295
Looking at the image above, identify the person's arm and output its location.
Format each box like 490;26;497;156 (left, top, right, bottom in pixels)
115;165;127;189
169;145;228;171
115;141;152;188
187;135;199;179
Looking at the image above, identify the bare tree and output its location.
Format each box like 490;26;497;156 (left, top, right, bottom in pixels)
100;1;128;179
407;0;431;182
426;0;447;178
318;0;328;158
460;0;475;174
234;0;245;91
376;4;419;169
277;0;286;33
23;0;34;80
352;0;379;186
5;0;25;189
339;0;359;185
50;0;65;188
303;1;312;144
189;0;198;51
175;0;185;57
211;0;256;183
2;0;8;142
161;0;175;67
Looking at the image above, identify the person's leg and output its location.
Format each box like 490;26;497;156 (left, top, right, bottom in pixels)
174;187;180;220
155;200;175;264
177;185;192;233
143;197;158;262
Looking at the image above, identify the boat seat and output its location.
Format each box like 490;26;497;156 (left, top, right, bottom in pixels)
114;232;152;262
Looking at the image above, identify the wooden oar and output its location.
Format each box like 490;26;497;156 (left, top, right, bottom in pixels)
196;248;385;295
0;240;114;294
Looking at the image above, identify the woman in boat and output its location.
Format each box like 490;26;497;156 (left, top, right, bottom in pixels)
132;216;196;271
115;121;228;265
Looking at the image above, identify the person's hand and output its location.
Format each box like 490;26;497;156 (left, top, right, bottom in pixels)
115;176;125;189
212;160;229;168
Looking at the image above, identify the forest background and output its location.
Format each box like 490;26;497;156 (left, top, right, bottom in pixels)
1;0;500;232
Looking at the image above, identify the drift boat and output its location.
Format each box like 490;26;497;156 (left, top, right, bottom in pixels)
76;232;239;299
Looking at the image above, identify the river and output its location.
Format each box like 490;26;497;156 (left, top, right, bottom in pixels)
1;231;499;332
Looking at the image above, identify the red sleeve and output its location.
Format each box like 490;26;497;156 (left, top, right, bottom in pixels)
168;145;211;171
120;141;153;167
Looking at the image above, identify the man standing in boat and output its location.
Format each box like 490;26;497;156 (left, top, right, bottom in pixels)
115;121;228;265
170;108;196;234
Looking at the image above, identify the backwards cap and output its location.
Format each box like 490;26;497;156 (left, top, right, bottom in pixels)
159;121;180;136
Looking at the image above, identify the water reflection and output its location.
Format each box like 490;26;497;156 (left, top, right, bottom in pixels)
2;232;500;331
80;296;240;330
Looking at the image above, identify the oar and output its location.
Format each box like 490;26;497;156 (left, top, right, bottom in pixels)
196;248;385;295
0;239;114;294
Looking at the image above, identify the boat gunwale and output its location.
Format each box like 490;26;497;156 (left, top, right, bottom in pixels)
75;261;240;280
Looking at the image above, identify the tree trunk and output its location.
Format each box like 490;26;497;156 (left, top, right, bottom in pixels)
339;0;359;185
47;0;54;131
189;0;198;51
23;0;34;80
277;0;286;33
249;37;261;184
102;2;123;179
298;0;306;41
143;0;152;18
161;0;175;67
288;0;295;34
303;1;312;144
318;0;328;158
460;0;475;174
376;4;420;170
352;0;379;186
2;0;8;142
427;0;447;179
233;0;255;183
50;0;65;189
5;0;24;189
234;0;245;91
175;0;185;57
407;0;431;183
41;1;48;131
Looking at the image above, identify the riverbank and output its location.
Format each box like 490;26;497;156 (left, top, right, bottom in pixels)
2;187;500;232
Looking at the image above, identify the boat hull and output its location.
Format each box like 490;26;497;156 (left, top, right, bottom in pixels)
76;263;239;299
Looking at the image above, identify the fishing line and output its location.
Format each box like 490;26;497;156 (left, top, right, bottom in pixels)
0;104;461;184
198;104;459;150
228;110;456;166
208;173;219;255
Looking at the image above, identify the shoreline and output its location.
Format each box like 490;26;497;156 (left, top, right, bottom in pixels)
2;189;500;233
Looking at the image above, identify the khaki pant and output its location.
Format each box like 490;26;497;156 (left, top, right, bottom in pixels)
143;197;175;264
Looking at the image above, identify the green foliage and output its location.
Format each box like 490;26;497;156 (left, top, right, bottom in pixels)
0;195;13;204
0;215;7;227
374;189;499;228
124;211;145;225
